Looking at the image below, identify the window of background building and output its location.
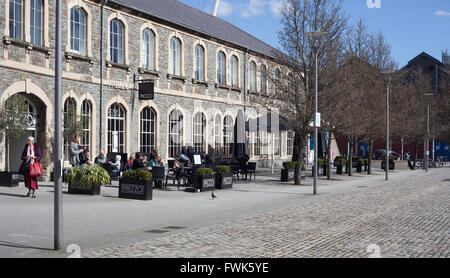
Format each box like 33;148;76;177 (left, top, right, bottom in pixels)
140;107;156;154
107;103;125;153
80;100;91;153
63;98;77;161
223;116;233;156
287;130;294;156
260;65;266;94
110;19;124;64
30;0;42;46
249;61;257;92
170;37;181;75
195;44;204;81
169;109;183;158
231;55;238;87
274;68;280;94
9;0;23;40
142;28;155;70
214;114;221;157
217;51;226;85
70;6;86;55
193;112;206;153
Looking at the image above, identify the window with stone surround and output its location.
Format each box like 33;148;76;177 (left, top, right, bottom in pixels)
107;103;126;153
249;61;257;92
231;55;239;87
80;99;91;153
169;109;183;158
217;51;226;85
260;64;267;94
193;112;206;153
30;0;42;46
287;130;294;156
214;114;222;156
70;6;86;55
195;44;205;81
170;37;181;76
140;107;156;154
63;97;77;161
9;0;23;40
110;19;124;64
142;28;155;70
223;115;233;156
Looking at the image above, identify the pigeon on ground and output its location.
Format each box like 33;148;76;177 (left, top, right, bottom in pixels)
211;191;217;199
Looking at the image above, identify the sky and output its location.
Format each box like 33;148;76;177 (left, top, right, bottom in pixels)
177;0;450;68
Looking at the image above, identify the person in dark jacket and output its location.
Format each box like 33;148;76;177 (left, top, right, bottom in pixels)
132;152;145;170
21;136;41;198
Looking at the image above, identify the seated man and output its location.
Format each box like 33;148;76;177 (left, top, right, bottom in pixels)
201;151;212;165
94;149;107;165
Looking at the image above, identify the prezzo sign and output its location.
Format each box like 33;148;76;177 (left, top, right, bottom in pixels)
120;183;144;195
202;178;215;189
222;176;233;185
139;82;154;100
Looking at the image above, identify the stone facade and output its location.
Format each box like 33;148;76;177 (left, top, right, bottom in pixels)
0;0;293;177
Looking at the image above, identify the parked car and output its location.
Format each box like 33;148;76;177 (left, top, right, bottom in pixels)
373;149;400;160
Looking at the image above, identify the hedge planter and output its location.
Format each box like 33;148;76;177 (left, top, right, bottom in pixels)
312;166;325;177
336;165;343;175
68;181;101;195
381;161;395;170
193;175;216;192
215;173;233;189
0;171;19;187
119;179;153;200
281;169;295;182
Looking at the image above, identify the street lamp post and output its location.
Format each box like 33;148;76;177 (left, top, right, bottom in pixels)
306;31;327;195
382;71;395;181
424;93;434;172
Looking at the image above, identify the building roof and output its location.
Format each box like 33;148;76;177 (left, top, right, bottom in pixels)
108;0;285;60
405;52;444;68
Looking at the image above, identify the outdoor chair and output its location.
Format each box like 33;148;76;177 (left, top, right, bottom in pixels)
152;166;165;189
231;163;241;181
100;163;112;184
246;162;257;180
165;167;185;190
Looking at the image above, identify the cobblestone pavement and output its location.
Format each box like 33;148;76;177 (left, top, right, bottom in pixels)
84;170;450;258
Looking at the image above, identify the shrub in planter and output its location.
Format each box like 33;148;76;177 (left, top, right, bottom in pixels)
65;165;110;195
0;171;20;187
334;156;347;175
215;165;232;189
352;157;364;172
381;156;395;170
281;161;296;182
194;168;215;192
119;169;153;200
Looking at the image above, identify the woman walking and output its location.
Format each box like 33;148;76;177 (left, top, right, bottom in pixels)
21;136;41;198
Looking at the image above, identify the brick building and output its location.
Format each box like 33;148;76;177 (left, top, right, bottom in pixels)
0;0;296;177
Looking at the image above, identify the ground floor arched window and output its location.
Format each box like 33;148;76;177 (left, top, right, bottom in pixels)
223;115;233;156
80;100;92;153
63;97;77;160
193;112;206;153
140;106;156;154
107;103;126;153
169;109;183;158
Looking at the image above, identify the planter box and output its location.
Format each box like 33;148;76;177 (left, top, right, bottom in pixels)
194;175;215;192
381;161;395;170
0;171;20;187
312;166;325;177
281;169;295;182
215;173;233;189
68;181;101;195
336;165;343;175
119;179;153;200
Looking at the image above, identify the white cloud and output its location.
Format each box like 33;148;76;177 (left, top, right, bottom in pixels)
240;0;266;18
436;10;450;16
269;0;283;17
217;1;233;17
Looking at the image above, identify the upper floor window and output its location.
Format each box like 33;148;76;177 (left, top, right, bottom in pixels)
170;37;181;75
249;61;257;92
195;44;204;81
230;55;238;87
9;0;23;40
274;68;280;94
142;28;155;70
217;51;226;85
30;0;42;46
70;6;86;55
260;65;267;94
110;19;124;64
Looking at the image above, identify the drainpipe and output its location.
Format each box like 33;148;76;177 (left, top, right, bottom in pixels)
99;0;107;153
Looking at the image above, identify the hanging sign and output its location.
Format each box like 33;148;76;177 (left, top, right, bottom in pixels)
139;82;154;100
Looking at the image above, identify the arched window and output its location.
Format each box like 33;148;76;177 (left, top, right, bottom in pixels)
217;51;226;85
30;0;42;46
287;130;294;156
260;65;267;94
274;68;280;94
195;44;205;81
193;112;206;153
169;110;183;158
170;37;181;75
214;114;221;156
142;28;155;70
110;19;124;64
140;107;156;153
63;98;77;160
70;6;87;55
231;55;238;87
223;116;233;156
80;100;91;153
249;61;257;92
107;103;126;153
9;0;23;40
288;73;294;93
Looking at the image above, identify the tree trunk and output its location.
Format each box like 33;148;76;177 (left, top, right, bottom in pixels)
348;140;353;176
327;131;332;180
368;138;373;175
293;131;304;185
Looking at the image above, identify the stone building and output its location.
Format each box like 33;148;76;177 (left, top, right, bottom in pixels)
0;0;296;177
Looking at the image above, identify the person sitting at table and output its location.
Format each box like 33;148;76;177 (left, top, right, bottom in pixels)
132;152;145;170
94;149;107;165
150;155;164;167
111;155;121;175
123;155;133;171
142;155;150;168
178;148;190;166
201;151;212;165
151;149;159;160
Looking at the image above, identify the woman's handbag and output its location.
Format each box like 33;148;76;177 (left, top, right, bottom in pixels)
18;159;31;175
29;162;43;177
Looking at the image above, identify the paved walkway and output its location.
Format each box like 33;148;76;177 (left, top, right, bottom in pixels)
82;168;449;258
